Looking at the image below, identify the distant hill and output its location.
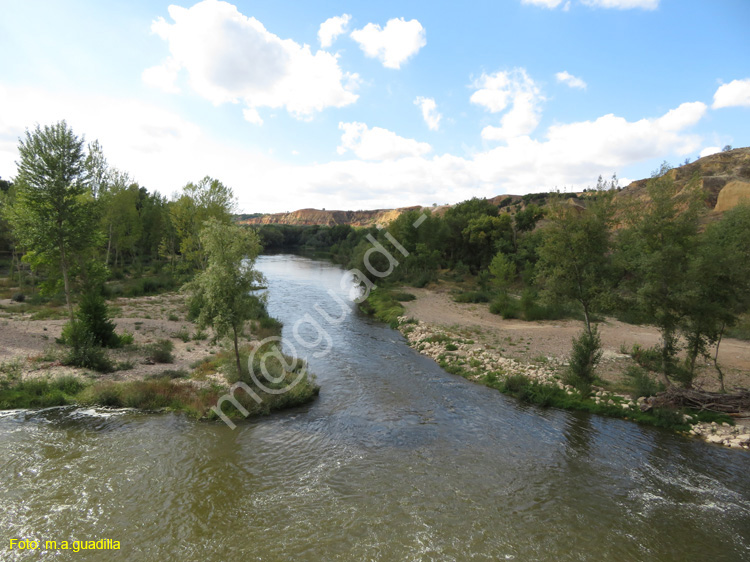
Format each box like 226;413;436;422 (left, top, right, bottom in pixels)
615;146;750;214
237;147;750;227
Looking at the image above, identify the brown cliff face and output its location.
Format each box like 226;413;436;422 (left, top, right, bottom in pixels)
238;206;423;227
616;147;750;213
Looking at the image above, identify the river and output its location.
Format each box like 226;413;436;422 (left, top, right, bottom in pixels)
1;254;749;561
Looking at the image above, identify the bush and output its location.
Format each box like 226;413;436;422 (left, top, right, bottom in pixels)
11;292;25;303
453;290;491;303
625;365;663;398
445;343;458;351
74;290;119;348
118;331;134;346
489;294;521;319
566;326;603;386
62;321;114;373
146;339;174;364
172;328;191;343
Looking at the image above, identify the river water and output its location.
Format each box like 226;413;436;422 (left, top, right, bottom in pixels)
1;255;749;561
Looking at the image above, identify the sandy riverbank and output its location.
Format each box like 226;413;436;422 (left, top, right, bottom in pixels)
396;286;750;449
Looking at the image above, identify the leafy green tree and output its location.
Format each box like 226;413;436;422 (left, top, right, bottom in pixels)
488;251;516;294
682;203;750;390
6;121;98;317
617;171;704;386
100;172;142;266
536;195;613;336
462;214;514;270
170;176;236;270
186;219;264;376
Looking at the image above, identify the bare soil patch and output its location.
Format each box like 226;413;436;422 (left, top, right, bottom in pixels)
401;286;750;392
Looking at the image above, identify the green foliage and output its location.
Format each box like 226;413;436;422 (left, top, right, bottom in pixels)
75;289;119;348
565;326;603;388
5;121;100;313
61;321;114;372
489;293;521;319
359;289;405;328
11;292;25;303
617;172;704;385
0;376;86;409
146;339;174;364
184;219;264;374
170;177;236;271
453;290;491;303
536;194;613;331
391;291;416;302
624;365;663;398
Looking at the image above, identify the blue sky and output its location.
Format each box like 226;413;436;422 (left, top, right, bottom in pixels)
1;0;748;213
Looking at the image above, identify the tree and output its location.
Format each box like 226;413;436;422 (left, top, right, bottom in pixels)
170;176;236;270
186;219;264;376
617;171;704;386
682;203;750;390
536;195;613;337
6;121;98;317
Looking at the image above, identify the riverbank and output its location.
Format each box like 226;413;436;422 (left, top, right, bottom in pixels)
393;287;750;449
0;292;319;418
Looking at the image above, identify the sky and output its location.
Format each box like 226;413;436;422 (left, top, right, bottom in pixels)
1;0;749;213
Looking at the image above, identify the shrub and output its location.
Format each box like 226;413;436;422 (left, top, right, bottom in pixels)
453;290;491;303
168;313;179;322
118;331;135;346
625;365;663;397
11;292;25;303
445;343;458;351
172;328;191;343
146;339;174;364
62;321;114;372
75;290;119;348
489;294;521;319
566;326;603;386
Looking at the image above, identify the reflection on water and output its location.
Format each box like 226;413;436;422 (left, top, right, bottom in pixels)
1;255;749;561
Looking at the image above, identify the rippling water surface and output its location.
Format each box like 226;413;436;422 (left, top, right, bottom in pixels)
1;255;749;561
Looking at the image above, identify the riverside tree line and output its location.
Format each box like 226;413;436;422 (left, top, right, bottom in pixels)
255;165;750;394
2;120;749;396
0;121;266;376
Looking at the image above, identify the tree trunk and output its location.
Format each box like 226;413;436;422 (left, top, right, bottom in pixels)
660;330;673;387
60;243;73;319
233;325;242;378
105;223;112;266
714;324;726;393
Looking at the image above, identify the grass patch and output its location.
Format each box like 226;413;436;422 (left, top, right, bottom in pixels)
391;291;417;302
0;376;86;409
359;289;405;328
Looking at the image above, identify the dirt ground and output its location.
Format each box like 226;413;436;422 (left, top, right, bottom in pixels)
0;293;224;382
401;286;750;392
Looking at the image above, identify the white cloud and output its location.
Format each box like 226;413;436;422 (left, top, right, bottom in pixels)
712;78;750;109
521;0;564;8
0;83;280;206
143;0;358;122
318;14;351;48
350;18;426;69
699;146;721;158
414;97;442;131
555;71;587;90
471;69;544;141
0;83;708;213
581;0;659;9
656;102;706;131
337;122;432;160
